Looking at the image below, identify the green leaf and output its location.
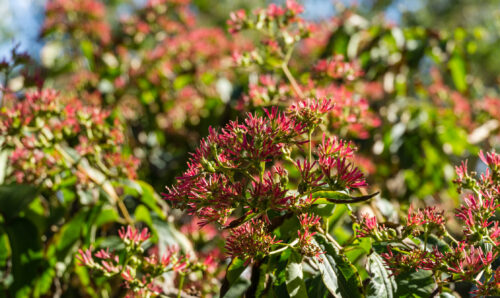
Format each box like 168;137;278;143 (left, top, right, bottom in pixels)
422;234;452;253
5;217;44;295
0;184;38;220
80;39;94;70
173;74;193;90
55;209;88;260
448;51;467;92
134;204;152;226
151;216;193;254
310;204;336;217
223;276;251;298
311;191;350;204
366;252;397;298
394;270;435;297
221;258;248;297
227;258;247;284
286;250;308;298
94;206;119;228
305;274;329;298
313;235;363;298
136;181;165;219
311;191;378;204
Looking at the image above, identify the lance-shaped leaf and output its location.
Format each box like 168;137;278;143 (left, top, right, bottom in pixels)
312;235;363;298
311;190;379;204
366;252;397;298
221;258;248;297
286;250;308;298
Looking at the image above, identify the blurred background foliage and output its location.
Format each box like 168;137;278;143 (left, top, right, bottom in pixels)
0;0;499;296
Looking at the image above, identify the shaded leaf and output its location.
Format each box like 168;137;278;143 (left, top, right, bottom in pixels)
5;218;44;295
394;269;435;297
0;184;38;220
313;235;363;298
286;250;308;298
221;258;248;297
366;252;396;298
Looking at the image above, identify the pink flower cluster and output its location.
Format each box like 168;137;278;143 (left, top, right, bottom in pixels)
314;55;363;81
227;0;305;35
77;226;191;297
297;213;323;259
225;219;281;265
1;89;139;186
358;150;500;296
43;0;111;44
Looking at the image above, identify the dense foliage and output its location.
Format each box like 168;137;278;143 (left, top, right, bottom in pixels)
0;0;499;297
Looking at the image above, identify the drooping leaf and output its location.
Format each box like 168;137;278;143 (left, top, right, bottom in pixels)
223;276;251;298
221;258;248;297
313;235;363;298
366;252;397;298
152;216;193;255
311;190;378;204
93;206;119;228
5;217;44;295
0;184;38;220
286;250;308;298
55;209;88;260
134;204;153;227
227;258;247;284
394;269;436;297
305;274;329;298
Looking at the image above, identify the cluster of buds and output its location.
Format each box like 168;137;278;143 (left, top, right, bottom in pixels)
165;98;371;264
225;219;281;265
43;0;111;44
297;213;323;260
406;205;446;236
357;150;500;296
228;0;311;68
314;55;363;81
77;226;207;297
0;89;139;189
239;74;292;109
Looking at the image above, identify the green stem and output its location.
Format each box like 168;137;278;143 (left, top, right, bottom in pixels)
260;161;266;182
444;231;459;245
177;274;185;298
269;239;299;255
423;225;429;252
282;62;304;99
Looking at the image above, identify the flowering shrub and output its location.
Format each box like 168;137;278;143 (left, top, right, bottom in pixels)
1;89;138;187
41;0;233;188
356;150;500;296
1;0;500;297
163;97;381;296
